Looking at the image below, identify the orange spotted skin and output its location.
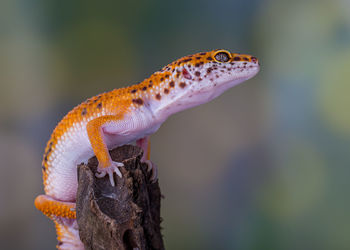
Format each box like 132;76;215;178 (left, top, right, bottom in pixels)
35;49;260;249
35;195;76;219
41;90;131;189
41;49;257;186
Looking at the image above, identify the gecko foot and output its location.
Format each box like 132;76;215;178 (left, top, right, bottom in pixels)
96;161;124;186
143;160;158;183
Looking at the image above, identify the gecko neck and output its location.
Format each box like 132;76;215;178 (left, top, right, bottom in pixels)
141;79;208;123
131;78;186;123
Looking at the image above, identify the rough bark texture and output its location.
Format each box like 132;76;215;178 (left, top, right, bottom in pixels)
76;145;164;250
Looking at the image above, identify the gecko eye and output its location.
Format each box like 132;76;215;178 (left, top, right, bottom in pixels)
213;50;231;63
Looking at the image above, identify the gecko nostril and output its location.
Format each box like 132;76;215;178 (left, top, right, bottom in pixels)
251;57;258;63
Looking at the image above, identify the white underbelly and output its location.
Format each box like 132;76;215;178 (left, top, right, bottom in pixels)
45;124;93;201
45;112;162;201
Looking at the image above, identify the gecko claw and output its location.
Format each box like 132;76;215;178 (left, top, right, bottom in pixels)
96;161;124;186
143;160;158;183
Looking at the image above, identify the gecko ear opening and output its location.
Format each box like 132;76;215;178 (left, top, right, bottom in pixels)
213;50;231;63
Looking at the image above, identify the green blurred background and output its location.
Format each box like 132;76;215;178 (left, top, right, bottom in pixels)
1;0;350;249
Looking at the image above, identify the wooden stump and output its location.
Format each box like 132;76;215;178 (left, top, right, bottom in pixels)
76;145;164;250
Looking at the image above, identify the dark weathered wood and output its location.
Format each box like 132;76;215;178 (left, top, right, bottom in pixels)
76;145;164;250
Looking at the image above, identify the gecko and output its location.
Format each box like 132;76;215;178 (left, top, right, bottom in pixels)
34;49;260;249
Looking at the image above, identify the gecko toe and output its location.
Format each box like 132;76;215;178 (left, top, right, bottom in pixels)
95;171;107;178
96;161;124;186
108;170;115;186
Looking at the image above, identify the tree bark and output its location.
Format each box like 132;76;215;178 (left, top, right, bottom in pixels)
76;145;164;250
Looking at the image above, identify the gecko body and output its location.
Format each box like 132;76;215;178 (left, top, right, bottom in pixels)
35;49;259;249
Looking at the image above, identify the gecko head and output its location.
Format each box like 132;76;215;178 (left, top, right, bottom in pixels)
150;49;260;118
166;49;260;107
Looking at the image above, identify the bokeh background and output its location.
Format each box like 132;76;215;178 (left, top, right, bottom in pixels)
1;0;350;249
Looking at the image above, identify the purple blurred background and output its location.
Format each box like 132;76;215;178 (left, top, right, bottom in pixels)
1;0;350;249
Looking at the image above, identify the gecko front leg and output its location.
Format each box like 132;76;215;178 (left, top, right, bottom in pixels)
87;115;126;186
136;136;158;182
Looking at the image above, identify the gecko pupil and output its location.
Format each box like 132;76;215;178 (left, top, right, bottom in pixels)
214;52;230;63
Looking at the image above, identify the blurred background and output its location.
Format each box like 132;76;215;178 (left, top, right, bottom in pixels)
1;0;350;249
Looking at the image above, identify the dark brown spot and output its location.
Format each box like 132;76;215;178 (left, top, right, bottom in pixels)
182;58;192;63
160;77;164;81
195;71;201;77
164;88;169;94
200;61;204;65
182;68;192;80
207;68;213;73
132;98;144;105
142;86;147;91
156;94;161;100
97;103;102;109
131;89;137;93
233;57;241;61
169;81;175;87
195;63;200;67
200;52;206;55
196;56;201;59
206;57;213;61
220;69;225;73
92;95;101;103
198;78;202;81
150;80;153;83
243;57;249;61
179;82;186;88
165;74;169;79
44;156;47;162
81;108;87;116
42;165;46;171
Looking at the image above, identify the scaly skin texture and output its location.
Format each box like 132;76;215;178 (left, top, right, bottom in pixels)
35;49;260;249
